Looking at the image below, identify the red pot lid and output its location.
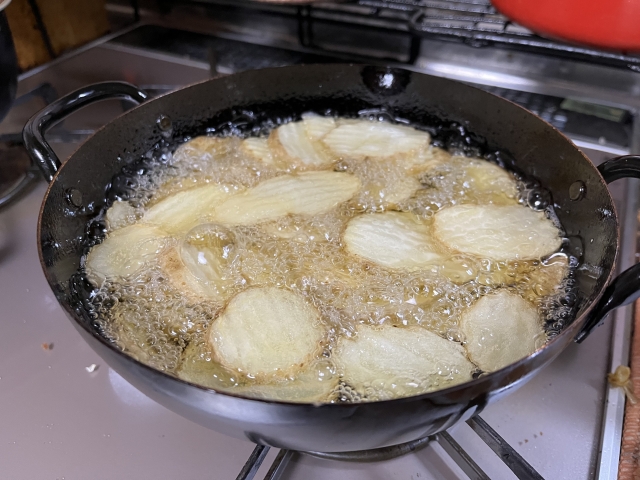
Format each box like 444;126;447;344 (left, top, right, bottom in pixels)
491;0;640;52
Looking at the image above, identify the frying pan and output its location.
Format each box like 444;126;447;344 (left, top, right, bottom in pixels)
23;65;640;453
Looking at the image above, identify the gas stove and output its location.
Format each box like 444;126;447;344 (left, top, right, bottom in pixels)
0;2;638;478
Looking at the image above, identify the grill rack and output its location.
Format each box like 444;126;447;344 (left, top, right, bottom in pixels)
185;0;640;71
409;0;640;71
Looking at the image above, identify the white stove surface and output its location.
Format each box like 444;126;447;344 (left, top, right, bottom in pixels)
0;29;635;480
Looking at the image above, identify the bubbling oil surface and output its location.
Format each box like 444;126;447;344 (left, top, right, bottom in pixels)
89;116;576;403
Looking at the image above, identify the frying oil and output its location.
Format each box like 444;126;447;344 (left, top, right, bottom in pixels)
90;118;575;403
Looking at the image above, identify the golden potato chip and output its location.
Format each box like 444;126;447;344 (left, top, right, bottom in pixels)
178;342;337;403
460;290;543;372
334;324;473;400
213;171;360;225
105;200;138;231
85;224;167;284
172;136;235;163
323;120;430;158
209;287;324;378
240;137;275;165
302;112;337;140
273;121;333;167
462;158;517;199
344;212;441;269
433;204;562;261
142;184;236;235
159;247;215;301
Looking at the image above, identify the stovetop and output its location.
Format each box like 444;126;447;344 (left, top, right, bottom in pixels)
0;18;638;480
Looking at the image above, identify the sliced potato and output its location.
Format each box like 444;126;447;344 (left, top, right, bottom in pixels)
178;342;337;403
460;290;543;372
213;171;361;225
85;224;167;285
351;158;422;210
142;184;236;235
323;120;430;158
334;324;474;400
524;253;570;301
272;121;333;168
241;137;275;165
302;112;337;140
209;287;324;378
172;136;235;163
433;204;562;261
160;223;242;302
400;145;452;173
105;200;138;231
382;176;422;204
159;247;216;301
343;212;441;269
461;158;517;200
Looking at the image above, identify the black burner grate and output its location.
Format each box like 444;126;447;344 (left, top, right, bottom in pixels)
236;416;544;480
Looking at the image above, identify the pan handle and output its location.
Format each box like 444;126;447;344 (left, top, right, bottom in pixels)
575;155;640;343
23;81;149;183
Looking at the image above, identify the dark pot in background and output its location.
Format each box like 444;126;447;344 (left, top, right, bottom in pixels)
0;1;18;124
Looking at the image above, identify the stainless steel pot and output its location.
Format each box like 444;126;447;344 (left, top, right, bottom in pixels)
23;65;640;453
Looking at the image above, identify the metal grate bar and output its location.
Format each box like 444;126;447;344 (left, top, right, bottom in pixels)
409;0;640;71
437;431;491;480
263;450;295;480
467;416;545;480
186;0;640;71
236;445;271;480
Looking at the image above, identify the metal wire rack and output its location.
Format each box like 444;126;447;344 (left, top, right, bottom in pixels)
408;0;640;71
188;0;640;70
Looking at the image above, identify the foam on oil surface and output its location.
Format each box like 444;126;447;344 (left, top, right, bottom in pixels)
89;117;576;403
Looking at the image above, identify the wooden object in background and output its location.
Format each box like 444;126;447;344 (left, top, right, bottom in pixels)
4;0;51;71
4;0;109;71
619;299;640;479
36;0;109;56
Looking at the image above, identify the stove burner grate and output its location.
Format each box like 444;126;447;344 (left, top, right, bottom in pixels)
236;415;544;480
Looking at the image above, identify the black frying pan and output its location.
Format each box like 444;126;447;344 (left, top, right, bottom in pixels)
23;65;640;453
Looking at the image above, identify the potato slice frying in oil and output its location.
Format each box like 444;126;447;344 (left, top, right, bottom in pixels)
142;184;236;235
213;171;360;225
433;204;562;261
271;121;333;168
460;290;543;372
178;342;337;403
209;287;324;378
334;324;474;400
172;136;236;163
160;247;217;301
343;212;441;270
105;200;138;231
85;224;168;285
159;223;242;302
323;120;430;158
240;137;275;166
302;112;337;140
462;158;518;200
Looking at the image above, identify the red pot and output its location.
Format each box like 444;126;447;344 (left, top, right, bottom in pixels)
491;0;640;52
